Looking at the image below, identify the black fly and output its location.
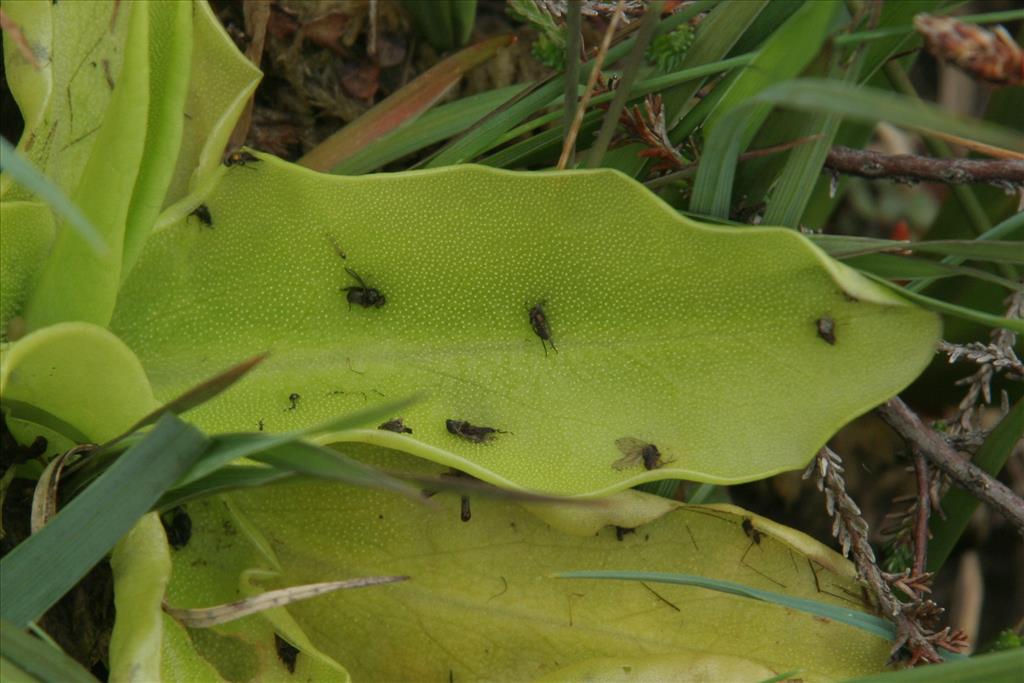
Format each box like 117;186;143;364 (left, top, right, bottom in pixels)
189;204;213;228
528;301;556;355
378;417;412;434
224;150;260;168
446;419;504;443
742;518;762;545
274;634;299;673
816;316;836;345
287;393;300;411
613;437;672;470
342;267;386;309
162;507;192;550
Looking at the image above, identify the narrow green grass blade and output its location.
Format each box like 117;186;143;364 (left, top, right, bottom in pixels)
425;0;715;167
703;1;842;144
0;414;207;627
763;52;863;227
660;0;767;128
864;273;1024;332
810;235;1024;264
586;0;665;168
928;399;1024;572
479;110;603;168
251;441;421;497
833;8;1024;47
556;570;894;640
331;86;524;175
157;465;295;510
1;619;99;683
907;210;1024;293
486;53;756;157
112;353;268;445
300;35;515;172
839;648;1024;683
0;138;107;256
175;396;419;486
845;254;1023;291
693;78;1024;217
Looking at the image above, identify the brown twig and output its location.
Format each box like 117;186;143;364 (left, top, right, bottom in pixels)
804;447;953;664
644;135;824;189
911;447;930;577
877;397;1024;537
557;0;625;170
824;146;1024;189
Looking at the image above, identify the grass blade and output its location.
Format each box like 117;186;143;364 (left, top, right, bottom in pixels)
556;570;894;640
175;395;420;487
157;465;295;510
907;205;1024;293
702;1;841;145
112;353;268;445
693;78;1024;218
928;399;1024;572
0;414;208;627
660;0;767;129
863;273;1024;333
299;35;515;172
838;649;1024;683
0;137;107;256
0;619;99;683
843;254;1023;291
426;0;716;168
331;85;525;175
249;439;423;499
585;0;665;168
809;235;1024;264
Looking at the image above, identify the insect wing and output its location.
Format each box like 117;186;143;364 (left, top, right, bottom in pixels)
612;437;648;470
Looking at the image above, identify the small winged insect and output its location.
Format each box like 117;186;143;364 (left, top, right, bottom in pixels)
189;204;213;228
274;634;299;673
742;518;762;545
816;316;836;345
342;267;386;309
162;507;192;549
612;437;672;470
224;149;260;168
287;392;301;411
460;495;472;522
378;417;412;434
528;301;556;355
446;419;504;443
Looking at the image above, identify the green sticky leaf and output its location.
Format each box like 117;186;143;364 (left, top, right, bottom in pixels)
0;322;158;443
165;450;891;680
1;0;130;200
111;163;939;496
120;0;193;279
0;201;55;332
108;513;172;683
23;2;150;328
162;0;261;207
0;144;103;258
